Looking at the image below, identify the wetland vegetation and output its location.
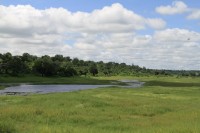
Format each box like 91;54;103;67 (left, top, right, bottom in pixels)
0;76;200;133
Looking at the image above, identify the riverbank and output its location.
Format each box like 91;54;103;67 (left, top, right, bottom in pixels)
0;76;115;85
0;86;5;90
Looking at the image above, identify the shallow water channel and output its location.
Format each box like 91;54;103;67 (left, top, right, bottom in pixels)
0;80;144;95
0;85;110;95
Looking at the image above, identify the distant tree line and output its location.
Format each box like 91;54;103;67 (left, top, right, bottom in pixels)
0;52;199;77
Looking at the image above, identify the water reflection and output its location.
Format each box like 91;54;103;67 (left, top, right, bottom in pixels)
0;84;110;95
0;80;144;95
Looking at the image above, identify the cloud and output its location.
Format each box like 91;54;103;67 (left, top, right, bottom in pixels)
150;28;200;69
0;3;165;51
71;28;200;70
0;3;165;35
156;1;189;15
155;1;200;26
153;28;200;42
187;10;200;19
146;18;166;30
1;4;200;70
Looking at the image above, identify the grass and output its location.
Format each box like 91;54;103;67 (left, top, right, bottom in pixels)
0;76;200;132
0;75;115;85
0;86;5;90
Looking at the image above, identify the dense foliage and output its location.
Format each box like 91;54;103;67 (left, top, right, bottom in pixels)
0;52;199;77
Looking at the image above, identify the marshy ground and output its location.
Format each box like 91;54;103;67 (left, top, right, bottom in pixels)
0;76;200;133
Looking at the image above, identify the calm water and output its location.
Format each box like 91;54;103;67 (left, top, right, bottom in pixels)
0;80;144;95
0;84;110;95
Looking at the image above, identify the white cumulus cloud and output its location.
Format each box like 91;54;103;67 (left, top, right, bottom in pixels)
1;3;200;70
0;3;165;54
187;10;200;19
156;1;189;15
146;18;166;30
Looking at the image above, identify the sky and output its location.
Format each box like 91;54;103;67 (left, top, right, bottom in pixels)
0;0;200;70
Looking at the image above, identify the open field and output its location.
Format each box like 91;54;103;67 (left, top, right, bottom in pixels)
0;76;200;133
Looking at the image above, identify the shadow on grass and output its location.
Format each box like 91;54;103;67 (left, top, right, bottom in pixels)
0;76;117;85
0;122;16;133
145;81;200;87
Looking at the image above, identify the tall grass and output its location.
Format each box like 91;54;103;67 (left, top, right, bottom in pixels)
0;77;200;132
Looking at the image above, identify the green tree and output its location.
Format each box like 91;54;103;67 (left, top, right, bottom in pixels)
72;58;80;66
9;56;25;76
77;66;88;77
89;64;98;76
1;52;12;74
52;55;64;62
21;53;35;73
33;56;56;76
58;62;77;77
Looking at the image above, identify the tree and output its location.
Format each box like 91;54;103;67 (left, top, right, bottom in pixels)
9;56;25;76
0;54;3;74
1;52;12;74
52;54;64;62
58;62;77;77
21;53;35;73
65;56;72;62
63;67;77;77
77;66;88;77
1;52;198;77
33;56;56;76
22;53;32;62
89;64;98;76
104;62;113;76
72;58;80;66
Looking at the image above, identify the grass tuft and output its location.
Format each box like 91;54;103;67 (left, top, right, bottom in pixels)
0;121;16;133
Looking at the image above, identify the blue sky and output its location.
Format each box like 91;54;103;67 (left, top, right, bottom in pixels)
0;0;200;69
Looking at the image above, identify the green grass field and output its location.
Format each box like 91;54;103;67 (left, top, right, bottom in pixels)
0;76;200;133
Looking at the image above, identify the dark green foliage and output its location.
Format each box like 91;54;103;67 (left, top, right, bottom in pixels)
0;52;12;74
21;53;35;73
51;54;65;62
77;66;88;76
63;66;77;77
33;56;56;76
89;64;98;76
0;52;200;77
72;58;80;66
9;56;26;76
57;62;77;77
